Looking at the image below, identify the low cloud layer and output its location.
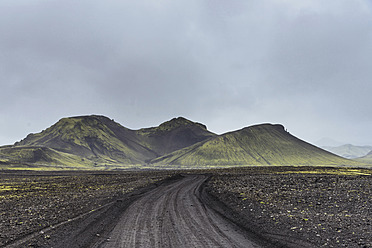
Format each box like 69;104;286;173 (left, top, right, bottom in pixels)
1;0;372;146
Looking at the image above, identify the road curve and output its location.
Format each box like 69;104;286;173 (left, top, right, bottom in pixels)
100;175;261;248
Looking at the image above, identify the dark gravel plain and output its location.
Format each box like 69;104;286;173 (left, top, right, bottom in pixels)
206;166;372;248
0;170;175;247
1;166;371;248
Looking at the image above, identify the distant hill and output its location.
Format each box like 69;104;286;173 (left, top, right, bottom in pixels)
151;124;359;168
322;144;372;159
0;115;215;169
355;150;372;164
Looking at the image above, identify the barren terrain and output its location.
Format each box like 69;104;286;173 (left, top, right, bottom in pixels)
206;167;372;247
1;167;371;247
0;170;175;247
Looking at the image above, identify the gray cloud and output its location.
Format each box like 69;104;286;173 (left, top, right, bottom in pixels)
1;0;372;146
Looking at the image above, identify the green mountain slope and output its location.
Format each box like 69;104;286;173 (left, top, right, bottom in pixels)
151;124;360;167
322;144;372;159
3;115;216;168
0;146;92;169
13;115;158;166
1;116;366;170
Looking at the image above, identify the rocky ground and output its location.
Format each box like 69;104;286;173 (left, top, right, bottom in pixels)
1;167;371;248
206;166;372;248
0;170;175;247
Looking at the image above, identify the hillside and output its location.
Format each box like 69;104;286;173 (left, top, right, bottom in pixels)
356;150;372;164
136;117;216;156
151;124;359;168
1;116;366;169
13;115;157;166
0;146;93;169
322;144;372;159
1;115;215;168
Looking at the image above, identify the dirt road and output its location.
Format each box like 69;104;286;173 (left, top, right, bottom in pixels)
100;175;261;248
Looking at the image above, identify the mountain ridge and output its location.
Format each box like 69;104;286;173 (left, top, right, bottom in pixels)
1;115;216;168
0;115;366;169
321;144;372;159
13;115;156;165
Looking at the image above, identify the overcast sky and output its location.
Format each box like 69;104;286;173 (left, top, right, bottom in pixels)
1;0;372;146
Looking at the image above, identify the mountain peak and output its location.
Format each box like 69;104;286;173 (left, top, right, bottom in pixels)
59;114;116;125
244;123;286;131
226;123;286;136
158;117;208;131
13;115;157;165
136;117;215;156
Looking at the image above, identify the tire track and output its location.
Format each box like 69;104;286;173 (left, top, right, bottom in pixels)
101;175;261;248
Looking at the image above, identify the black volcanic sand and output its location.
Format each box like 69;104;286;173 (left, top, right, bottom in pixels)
1;167;371;248
0;170;176;247
205;167;372;248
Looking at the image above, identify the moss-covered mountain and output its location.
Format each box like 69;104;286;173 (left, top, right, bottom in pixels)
151;124;361;167
13;115;156;165
1;116;365;169
1;115;215;168
0;146;93;169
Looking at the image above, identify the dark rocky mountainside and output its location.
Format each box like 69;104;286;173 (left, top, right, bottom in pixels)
136;117;216;156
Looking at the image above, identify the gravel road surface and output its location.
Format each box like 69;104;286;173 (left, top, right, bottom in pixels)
100;175;261;248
